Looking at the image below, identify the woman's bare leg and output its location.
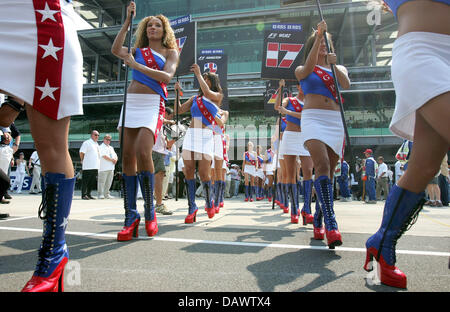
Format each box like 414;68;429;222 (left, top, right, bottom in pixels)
26;105;72;177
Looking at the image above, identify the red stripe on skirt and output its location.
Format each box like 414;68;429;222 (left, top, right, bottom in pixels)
154;96;166;142
32;0;65;120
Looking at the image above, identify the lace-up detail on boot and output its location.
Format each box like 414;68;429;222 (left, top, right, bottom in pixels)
36;184;58;275
313;196;325;240
22;173;74;292
138;171;158;237
122;178;132;226
301;179;314;225
315;177;338;231
289;184;299;224
185;179;199;223
314;176;341;248
117;175;140;241
364;185;425;288
376;189;426;265
204;181;215;219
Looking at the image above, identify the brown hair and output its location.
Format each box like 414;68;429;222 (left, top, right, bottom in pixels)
302;30;334;64
198;72;223;98
134;15;177;50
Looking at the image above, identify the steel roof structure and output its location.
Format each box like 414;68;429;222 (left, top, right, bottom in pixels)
74;0;397;86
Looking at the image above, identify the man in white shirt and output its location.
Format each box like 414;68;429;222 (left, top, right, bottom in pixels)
28;150;41;194
394;160;404;184
79;130;100;200
97;134;117;199
376;156;389;201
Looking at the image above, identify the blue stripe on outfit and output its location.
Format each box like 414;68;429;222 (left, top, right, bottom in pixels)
190;96;220;130
285;97;302;126
132;48;167;100
300;66;339;103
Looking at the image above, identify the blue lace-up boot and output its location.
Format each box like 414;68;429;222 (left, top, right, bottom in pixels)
137;171;157;237
185;179;198;223
313;188;324;240
117;174;140;241
301;179;314;225
314;176;342;249
364;185;425;288
282;183;289;213
213;181;220;211
204;181;215;218
244;185;249;201
22;173;74;292
289;183;299;223
218;180;225;211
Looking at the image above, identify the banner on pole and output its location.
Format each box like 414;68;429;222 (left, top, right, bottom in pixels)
171;15;196;77
194;50;229;110
263;80;297;117
261;23;306;81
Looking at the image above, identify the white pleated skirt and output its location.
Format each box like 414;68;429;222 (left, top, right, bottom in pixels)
244;164;256;176
255;168;265;179
279;130;310;156
264;161;275;175
118;93;165;140
182;127;214;159
301;109;345;158
390;32;450;141
213;134;224;159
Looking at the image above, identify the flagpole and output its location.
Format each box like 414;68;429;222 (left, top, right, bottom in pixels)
119;1;134;172
175;75;180;201
313;0;356;175
272;114;282;210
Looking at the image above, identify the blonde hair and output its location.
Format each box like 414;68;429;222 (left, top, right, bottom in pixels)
134;15;177;50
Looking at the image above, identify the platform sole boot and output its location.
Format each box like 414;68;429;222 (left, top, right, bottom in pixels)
22;173;75;292
282;184;289;213
185;179;199;223
313;192;325;240
138;171;158;237
314;176;342;249
301;179;314;225
204;181;215;218
117;174;141;241
289;183;299;224
364;185;425;289
213;181;221;213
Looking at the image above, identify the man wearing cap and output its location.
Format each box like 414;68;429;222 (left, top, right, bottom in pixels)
363;149;377;204
337;159;352;202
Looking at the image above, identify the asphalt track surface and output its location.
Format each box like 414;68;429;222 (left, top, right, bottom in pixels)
0;191;449;294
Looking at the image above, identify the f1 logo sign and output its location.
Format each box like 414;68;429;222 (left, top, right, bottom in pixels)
266;42;304;69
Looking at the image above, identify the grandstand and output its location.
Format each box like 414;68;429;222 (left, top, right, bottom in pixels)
13;0;405;168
